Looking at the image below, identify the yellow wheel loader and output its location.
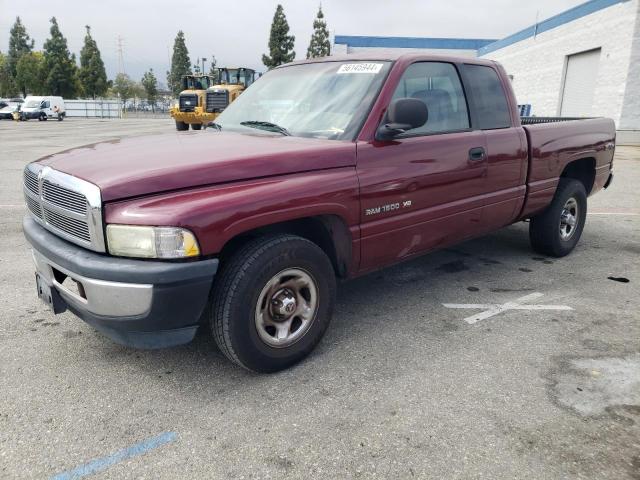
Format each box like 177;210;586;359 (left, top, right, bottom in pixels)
203;68;257;122
169;74;217;131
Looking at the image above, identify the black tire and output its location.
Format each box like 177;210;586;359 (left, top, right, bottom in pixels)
210;234;336;373
38;113;45;121
175;121;189;131
191;123;202;130
57;113;63;121
529;178;587;257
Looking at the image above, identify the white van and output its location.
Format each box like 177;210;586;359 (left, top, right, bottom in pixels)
20;96;66;121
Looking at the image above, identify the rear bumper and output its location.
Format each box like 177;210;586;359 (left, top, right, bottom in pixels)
23;216;218;348
170;107;217;124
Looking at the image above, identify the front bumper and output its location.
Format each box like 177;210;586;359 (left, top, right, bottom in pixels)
23;216;218;348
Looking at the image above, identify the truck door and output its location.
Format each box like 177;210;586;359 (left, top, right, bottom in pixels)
460;64;528;232
356;61;489;271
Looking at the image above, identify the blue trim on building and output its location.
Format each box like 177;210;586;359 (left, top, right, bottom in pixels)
333;35;497;50
478;0;630;55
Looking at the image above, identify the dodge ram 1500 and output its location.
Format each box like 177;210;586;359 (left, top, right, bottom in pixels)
23;53;615;372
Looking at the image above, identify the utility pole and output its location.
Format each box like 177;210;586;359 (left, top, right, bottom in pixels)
116;35;125;75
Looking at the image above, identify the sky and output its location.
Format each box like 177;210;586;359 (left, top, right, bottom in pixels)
0;0;586;86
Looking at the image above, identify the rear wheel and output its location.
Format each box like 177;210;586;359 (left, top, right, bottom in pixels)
210;234;336;373
191;123;202;131
175;120;189;131
529;178;587;257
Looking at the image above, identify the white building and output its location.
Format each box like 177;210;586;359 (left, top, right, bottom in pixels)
332;36;496;58
333;0;640;144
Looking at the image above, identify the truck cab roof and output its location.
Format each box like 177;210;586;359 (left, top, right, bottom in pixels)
282;52;500;68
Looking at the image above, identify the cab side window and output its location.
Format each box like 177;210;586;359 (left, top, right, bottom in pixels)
42;101;50;109
464;65;511;129
391;62;469;134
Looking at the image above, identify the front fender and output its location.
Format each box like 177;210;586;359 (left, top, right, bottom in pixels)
104;168;361;256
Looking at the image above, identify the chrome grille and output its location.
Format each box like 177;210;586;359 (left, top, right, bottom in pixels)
25;195;43;219
42;180;87;214
43;207;91;242
23;164;105;252
24;169;39;195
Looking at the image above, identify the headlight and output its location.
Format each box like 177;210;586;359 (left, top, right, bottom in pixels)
106;225;200;259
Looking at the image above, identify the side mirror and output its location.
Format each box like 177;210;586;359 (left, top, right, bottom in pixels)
376;98;428;140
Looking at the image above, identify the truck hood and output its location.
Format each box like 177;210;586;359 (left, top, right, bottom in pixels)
37;131;356;202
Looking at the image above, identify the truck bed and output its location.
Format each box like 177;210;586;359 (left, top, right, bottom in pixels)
518;117;616;219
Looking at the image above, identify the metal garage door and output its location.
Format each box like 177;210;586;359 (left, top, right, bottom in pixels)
560;48;601;117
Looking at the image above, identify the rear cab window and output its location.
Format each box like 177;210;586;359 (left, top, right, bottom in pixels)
463;64;512;130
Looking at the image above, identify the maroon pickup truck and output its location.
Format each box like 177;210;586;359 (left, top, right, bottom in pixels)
23;54;615;372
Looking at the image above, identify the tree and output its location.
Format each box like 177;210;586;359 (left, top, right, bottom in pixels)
131;81;145;109
112;73;134;105
78;25;108;98
167;31;191;96
307;7;331;59
43;17;78;98
4;17;34;96
15;51;46;96
262;5;295;69
141;69;158;110
0;52;12;97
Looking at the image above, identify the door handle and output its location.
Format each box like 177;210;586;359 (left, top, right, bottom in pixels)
469;147;486;162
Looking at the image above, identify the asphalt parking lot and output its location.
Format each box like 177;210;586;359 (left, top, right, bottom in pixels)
1;118;639;479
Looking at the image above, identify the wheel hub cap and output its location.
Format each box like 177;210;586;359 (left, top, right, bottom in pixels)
270;289;297;319
255;268;319;348
559;197;579;241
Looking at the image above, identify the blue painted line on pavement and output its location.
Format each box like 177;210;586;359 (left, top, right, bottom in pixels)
49;431;177;480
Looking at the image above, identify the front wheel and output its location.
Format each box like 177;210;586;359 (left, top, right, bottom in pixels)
210;234;336;373
191;123;202;130
529;178;587;257
175;120;189;131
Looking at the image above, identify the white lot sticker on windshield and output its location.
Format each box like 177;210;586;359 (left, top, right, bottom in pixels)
337;63;383;74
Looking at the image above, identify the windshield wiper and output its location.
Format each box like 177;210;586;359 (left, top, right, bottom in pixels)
240;121;290;136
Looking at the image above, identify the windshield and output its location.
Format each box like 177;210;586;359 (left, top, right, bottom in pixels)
184;76;212;90
214;61;391;140
220;69;254;87
25;100;41;108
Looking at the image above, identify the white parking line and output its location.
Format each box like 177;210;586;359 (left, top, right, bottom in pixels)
443;292;573;324
589;212;639;216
